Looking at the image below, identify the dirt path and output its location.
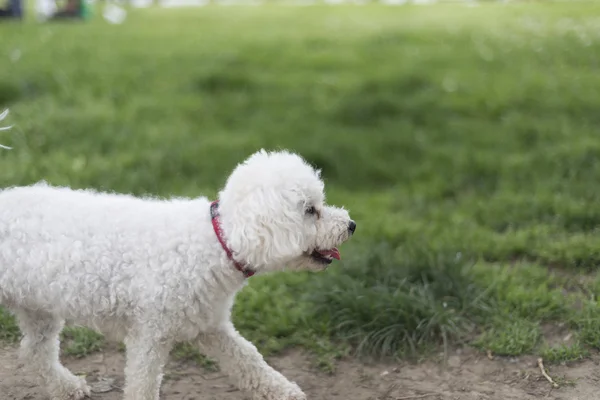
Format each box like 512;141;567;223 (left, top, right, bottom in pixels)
0;345;598;400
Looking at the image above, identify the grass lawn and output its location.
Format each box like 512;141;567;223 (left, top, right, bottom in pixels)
1;1;600;372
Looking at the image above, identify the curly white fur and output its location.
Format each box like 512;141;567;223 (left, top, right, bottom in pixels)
0;149;355;400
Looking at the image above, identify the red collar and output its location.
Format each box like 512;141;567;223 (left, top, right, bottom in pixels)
210;201;255;278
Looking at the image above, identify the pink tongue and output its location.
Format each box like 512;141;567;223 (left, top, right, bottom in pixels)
317;248;341;260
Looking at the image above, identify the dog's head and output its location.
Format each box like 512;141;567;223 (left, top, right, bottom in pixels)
218;149;355;273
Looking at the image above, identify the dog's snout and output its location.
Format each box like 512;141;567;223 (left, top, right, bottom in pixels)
348;220;356;235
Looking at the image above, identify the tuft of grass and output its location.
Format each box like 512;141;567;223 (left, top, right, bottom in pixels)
305;243;494;358
553;375;578;388
295;330;351;374
571;302;600;350
0;308;20;342
60;327;104;358
538;342;589;364
475;319;541;356
170;342;219;372
472;262;568;321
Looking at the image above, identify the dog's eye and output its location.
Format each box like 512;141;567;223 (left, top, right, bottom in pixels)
306;206;316;216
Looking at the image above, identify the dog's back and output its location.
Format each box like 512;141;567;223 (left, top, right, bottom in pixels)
0;182;209;323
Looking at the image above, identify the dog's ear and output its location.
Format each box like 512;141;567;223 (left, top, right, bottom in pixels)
220;188;305;271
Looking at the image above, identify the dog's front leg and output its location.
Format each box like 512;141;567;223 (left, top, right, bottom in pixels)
122;329;173;400
198;323;306;400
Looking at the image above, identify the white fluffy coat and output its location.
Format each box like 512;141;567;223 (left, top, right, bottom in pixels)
0;149;355;400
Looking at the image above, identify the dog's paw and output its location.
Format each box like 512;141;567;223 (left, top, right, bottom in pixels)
50;388;89;400
284;393;306;400
257;382;306;400
50;375;91;400
69;376;91;400
67;387;90;400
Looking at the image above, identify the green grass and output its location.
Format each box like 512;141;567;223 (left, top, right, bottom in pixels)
475;319;541;356
0;308;20;342
170;342;219;371
307;244;494;357
539;342;589;364
60;326;105;358
2;2;600;368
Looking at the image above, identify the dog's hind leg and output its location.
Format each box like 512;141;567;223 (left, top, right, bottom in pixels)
15;309;91;400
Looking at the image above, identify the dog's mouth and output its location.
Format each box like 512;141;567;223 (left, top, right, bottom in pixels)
309;248;341;265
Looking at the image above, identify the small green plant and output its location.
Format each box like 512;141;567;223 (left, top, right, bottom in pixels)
475;319;541;356
61;327;104;358
170;342;219;372
571;302;600;350
0;308;19;342
539;342;588;364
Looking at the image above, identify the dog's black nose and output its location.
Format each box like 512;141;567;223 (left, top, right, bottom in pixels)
348;220;356;234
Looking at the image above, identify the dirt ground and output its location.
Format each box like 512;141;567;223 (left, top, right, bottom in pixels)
1;345;599;400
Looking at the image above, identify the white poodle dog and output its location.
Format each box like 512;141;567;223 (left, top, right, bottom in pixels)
0;149;356;400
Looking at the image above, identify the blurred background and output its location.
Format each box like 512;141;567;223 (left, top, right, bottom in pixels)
1;0;600;380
